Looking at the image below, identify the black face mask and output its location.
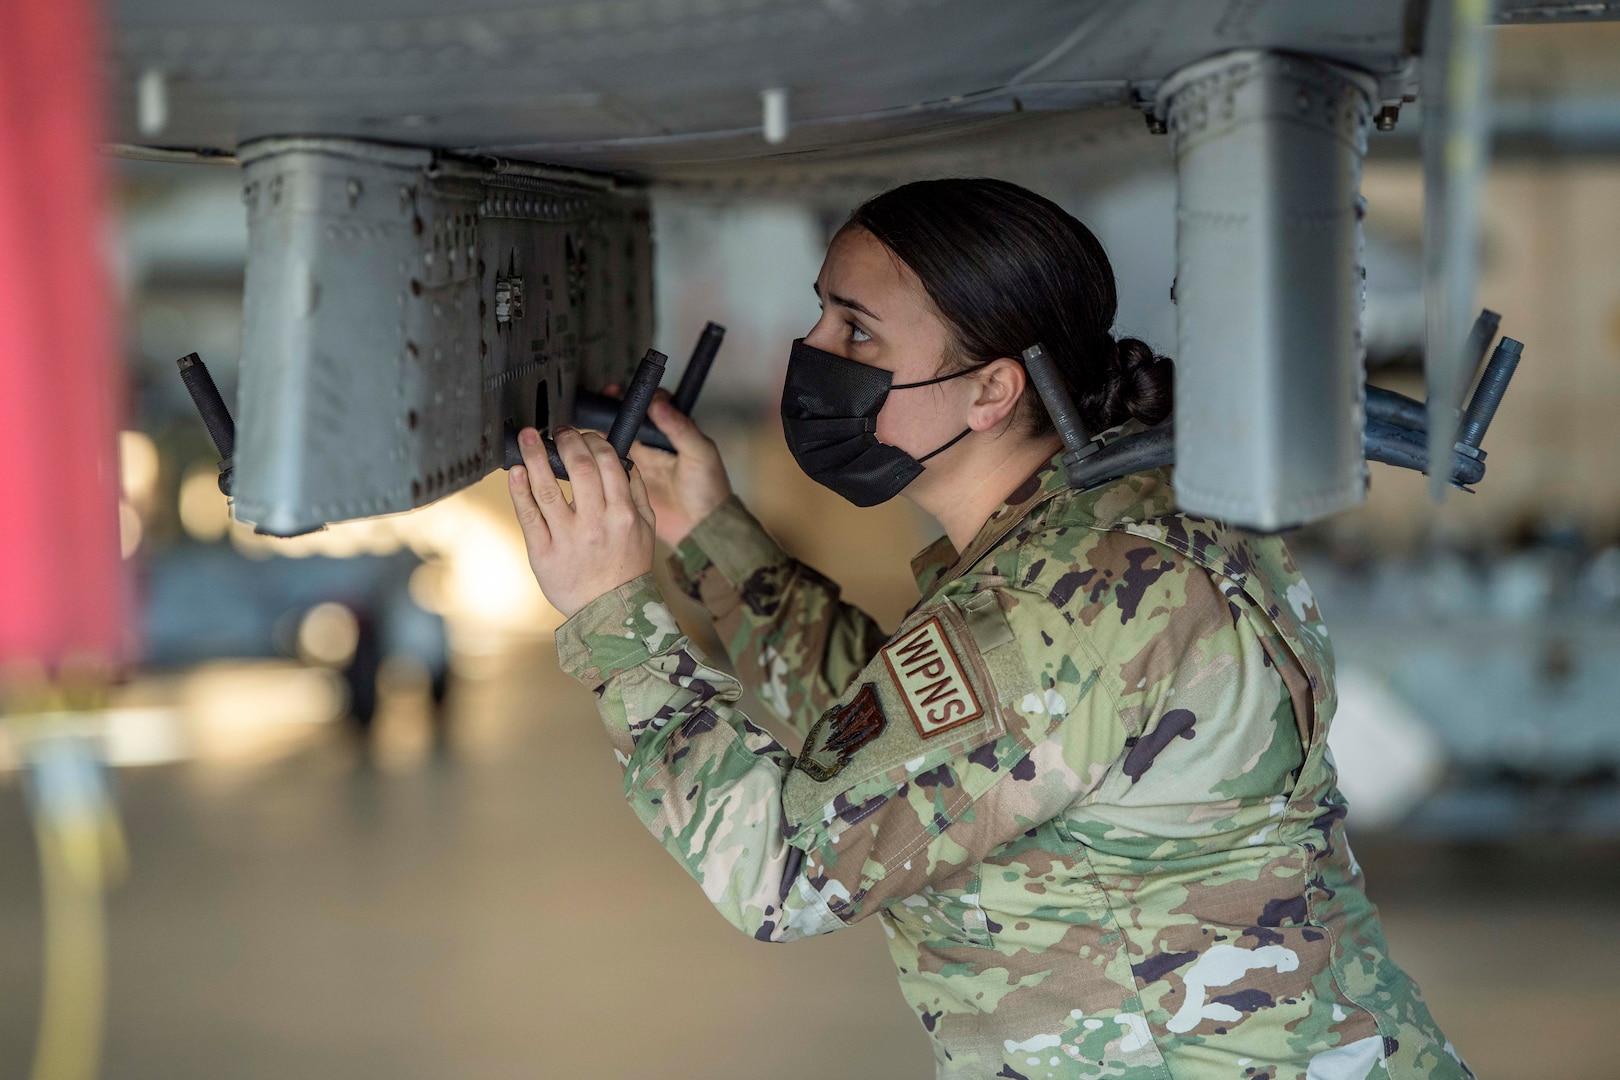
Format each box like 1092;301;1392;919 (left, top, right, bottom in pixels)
780;338;974;507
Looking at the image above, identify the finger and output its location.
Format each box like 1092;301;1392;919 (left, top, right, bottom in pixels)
627;439;673;470
648;395;715;457
639;391;680;458
554;427;603;513
627;461;655;525
506;465;551;548
583;431;631;508
519;427;570;522
603;382;622;398
627;442;677;498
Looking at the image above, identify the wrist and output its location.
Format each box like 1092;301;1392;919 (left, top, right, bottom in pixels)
669;496;788;598
552;565;654;619
556;573;682;688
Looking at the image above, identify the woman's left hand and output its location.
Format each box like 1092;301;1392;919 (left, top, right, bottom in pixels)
507;425;657;619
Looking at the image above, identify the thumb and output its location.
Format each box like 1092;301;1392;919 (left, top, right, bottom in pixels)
650;395;714;457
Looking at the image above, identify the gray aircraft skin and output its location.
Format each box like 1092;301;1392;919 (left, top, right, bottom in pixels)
107;0;1619;535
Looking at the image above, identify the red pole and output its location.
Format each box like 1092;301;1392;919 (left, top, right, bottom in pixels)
0;0;128;676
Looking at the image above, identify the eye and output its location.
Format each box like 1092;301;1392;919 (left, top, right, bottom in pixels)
849;321;871;344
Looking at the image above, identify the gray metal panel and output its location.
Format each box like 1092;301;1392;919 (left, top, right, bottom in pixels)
234;138;651;536
1420;0;1494;499
1158;51;1374;531
110;1;1414;176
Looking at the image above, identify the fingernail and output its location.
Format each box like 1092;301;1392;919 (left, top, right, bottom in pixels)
519;428;539;447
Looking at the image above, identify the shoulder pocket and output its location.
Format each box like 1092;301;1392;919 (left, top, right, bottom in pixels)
783;593;1033;830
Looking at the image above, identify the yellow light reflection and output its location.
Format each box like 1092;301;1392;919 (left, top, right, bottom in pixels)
230;471;562;644
296;602;360;668
118;499;143;558
178;661;343;766
230;517;402;561
177;464;231;542
391;473;563;641
407;560;448;614
372;656;435;773
0;663;346;775
119;430;160;509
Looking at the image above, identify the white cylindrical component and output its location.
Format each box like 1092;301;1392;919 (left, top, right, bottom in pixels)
760;87;790;145
137;68;168;137
1157;51;1375;531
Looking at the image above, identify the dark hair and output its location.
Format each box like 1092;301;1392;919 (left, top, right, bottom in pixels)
844;178;1173;435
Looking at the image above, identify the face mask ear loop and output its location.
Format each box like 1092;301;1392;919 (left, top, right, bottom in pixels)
915;426;973;464
893;365;978;463
889;366;977;391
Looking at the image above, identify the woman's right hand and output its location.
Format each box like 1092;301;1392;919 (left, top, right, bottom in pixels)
627;391;734;547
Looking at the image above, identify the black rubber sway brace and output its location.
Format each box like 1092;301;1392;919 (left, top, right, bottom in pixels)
1022;343;1095;453
672;322;725;415
1458;338;1524;451
568;391;675;452
501;349;669;481
175;352;235;459
607;348;668;460
568;323;722;452
501;425;570;478
1022;342;1099;486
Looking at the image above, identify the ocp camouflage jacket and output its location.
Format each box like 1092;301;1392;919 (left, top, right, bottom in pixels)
557;455;1469;1080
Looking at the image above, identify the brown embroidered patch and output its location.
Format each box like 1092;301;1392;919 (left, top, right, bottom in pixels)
795;683;886;782
880;615;984;738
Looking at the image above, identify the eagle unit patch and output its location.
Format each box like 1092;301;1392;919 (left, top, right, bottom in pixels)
795;683;886;782
881;615;984;738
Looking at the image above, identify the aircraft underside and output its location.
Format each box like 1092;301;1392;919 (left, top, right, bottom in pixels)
107;0;1620;533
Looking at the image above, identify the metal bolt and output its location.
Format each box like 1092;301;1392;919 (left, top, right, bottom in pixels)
494;277;525;325
761;87;790;144
1375;105;1400;132
1144;112;1167;135
137;69;169;137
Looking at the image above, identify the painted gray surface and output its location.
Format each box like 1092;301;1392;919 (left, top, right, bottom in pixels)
117;2;1609;532
111;1;1416;177
235;138;651;535
116;2;1421;534
1160;51;1374;529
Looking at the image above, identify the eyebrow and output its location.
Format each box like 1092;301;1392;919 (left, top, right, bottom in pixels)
812;282;882;322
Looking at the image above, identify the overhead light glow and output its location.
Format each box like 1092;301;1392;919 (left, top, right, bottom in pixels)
178;463;231;542
119;430;160;507
119;499;143;558
296;602;360;668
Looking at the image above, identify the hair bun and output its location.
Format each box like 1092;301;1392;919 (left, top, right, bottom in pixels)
1115;336;1174;427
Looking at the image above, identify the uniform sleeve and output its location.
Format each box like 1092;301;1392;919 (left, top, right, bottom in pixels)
556;572;1125;944
666;495;891;735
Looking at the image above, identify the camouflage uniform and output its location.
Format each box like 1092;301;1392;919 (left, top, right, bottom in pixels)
557;451;1469;1080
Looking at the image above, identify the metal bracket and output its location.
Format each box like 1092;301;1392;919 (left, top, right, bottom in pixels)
231;137;651;536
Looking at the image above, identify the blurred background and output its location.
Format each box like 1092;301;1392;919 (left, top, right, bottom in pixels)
3;16;1620;1080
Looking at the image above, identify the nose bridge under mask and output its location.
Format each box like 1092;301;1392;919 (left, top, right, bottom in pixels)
788;339;894;414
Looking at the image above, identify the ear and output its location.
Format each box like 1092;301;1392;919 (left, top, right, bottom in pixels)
965;357;1027;432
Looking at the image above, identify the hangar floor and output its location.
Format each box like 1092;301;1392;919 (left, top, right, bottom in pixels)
0;641;1615;1080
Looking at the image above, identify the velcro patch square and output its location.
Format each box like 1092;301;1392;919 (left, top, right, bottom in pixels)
880;615;984;738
